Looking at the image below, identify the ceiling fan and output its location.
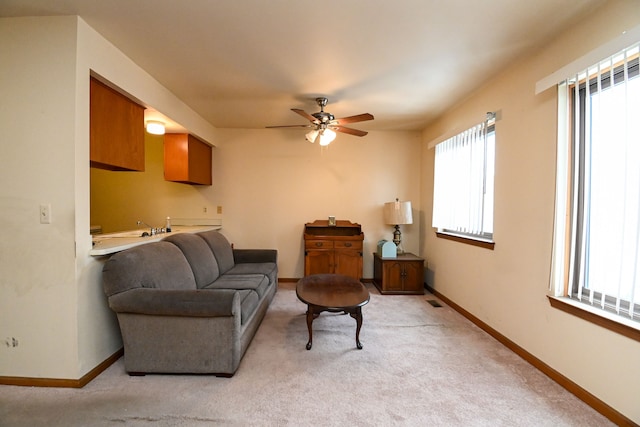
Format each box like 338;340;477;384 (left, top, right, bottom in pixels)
266;97;374;145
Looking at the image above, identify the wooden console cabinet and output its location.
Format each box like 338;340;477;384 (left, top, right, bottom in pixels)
373;252;425;294
304;220;364;280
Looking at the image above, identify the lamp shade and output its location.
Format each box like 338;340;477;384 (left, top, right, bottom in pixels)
305;129;319;143
383;199;413;225
318;128;336;146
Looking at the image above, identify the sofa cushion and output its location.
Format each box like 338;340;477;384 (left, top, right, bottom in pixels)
164;233;220;288
236;289;260;324
103;242;196;296
204;274;270;298
226;262;277;287
197;231;235;274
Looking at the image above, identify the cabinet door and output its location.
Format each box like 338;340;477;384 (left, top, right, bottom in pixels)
305;250;334;276
335;250;362;280
187;136;212;184
401;261;423;292
90;77;145;171
164;133;212;185
383;261;406;292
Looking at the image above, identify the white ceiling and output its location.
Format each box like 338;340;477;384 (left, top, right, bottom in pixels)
1;0;604;133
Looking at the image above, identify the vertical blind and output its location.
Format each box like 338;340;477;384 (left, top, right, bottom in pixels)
563;42;640;320
432;118;494;237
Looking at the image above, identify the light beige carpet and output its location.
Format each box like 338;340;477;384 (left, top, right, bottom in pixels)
0;282;613;426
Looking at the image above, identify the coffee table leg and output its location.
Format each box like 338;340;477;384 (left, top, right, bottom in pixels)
350;307;364;350
305;305;314;350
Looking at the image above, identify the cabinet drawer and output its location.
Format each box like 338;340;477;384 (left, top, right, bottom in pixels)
305;240;334;249
334;240;362;250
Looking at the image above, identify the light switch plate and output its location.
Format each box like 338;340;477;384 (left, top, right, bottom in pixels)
40;204;51;224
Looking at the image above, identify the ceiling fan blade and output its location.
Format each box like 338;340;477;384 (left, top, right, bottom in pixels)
265;124;313;129
331;125;368;137
333;113;374;125
291;108;320;124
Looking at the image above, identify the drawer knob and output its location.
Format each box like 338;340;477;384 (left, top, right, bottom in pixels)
315;242;323;247
344;242;352;247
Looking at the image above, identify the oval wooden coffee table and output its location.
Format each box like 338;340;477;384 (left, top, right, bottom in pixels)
296;273;370;350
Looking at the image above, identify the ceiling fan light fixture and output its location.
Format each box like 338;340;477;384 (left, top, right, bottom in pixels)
318;128;336;146
305;129;319;143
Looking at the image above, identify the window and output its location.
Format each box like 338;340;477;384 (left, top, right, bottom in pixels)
432;115;496;244
551;42;640;325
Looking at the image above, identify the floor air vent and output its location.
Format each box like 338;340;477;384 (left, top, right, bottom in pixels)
427;299;443;308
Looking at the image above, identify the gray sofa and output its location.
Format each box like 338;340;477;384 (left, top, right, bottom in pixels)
102;230;277;377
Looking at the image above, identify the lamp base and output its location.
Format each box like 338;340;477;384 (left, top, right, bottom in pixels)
392;225;405;255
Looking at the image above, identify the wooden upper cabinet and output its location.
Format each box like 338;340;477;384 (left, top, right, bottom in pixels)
164;133;212;185
90;77;145;171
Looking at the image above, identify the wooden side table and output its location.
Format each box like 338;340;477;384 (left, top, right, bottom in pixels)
373;252;425;295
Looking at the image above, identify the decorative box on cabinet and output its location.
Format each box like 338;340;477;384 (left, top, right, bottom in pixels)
164;133;212;185
90;77;145;171
304;220;364;281
373;252;425;294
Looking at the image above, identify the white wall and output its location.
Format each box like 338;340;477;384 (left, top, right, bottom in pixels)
211;128;422;278
0;16;80;378
420;0;640;422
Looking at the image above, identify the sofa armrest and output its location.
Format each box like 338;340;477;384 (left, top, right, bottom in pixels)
108;288;239;317
233;249;277;264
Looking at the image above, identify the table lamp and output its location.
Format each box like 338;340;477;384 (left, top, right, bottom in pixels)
383;198;413;254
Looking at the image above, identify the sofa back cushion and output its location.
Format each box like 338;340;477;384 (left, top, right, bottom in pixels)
164;233;220;288
197;230;235;274
102;241;196;296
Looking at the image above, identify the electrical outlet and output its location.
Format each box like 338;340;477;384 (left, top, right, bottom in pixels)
40;204;51;224
217;206;222;214
4;337;19;348
203;206;207;213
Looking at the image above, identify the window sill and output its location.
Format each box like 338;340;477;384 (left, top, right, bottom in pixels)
547;296;640;342
435;231;495;250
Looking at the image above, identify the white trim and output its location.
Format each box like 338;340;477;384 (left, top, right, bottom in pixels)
548;296;640;332
535;24;640;95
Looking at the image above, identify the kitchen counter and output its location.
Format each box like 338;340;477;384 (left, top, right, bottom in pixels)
90;225;221;256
